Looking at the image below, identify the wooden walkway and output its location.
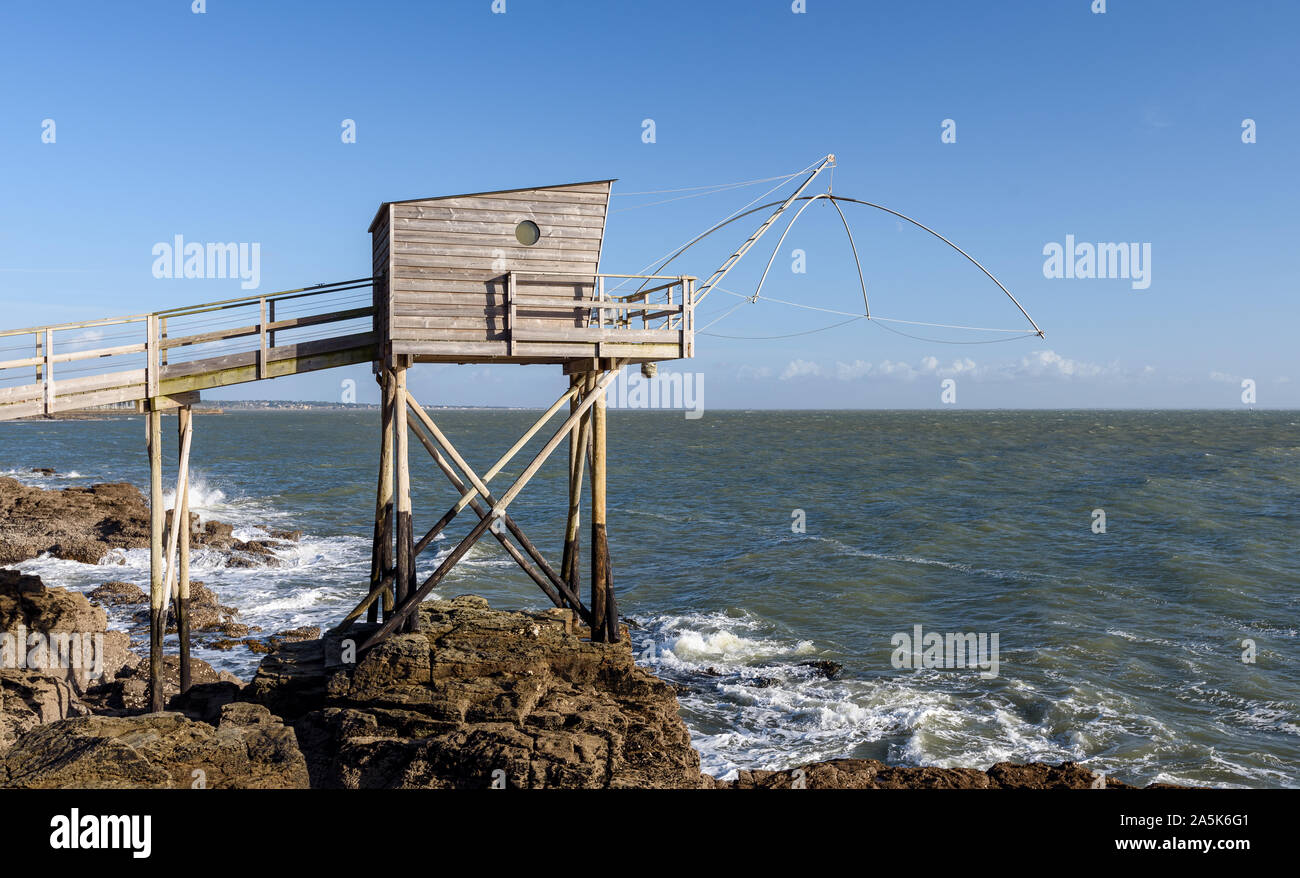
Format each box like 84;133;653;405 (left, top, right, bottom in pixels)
0;278;378;421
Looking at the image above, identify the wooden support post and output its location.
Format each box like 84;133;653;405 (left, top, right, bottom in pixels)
368;370;395;623
393;365;415;633
561;373;589;607
147;404;165;711
176;405;192;693
590;369;614;642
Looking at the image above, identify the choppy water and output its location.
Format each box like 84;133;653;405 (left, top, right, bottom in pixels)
2;409;1296;787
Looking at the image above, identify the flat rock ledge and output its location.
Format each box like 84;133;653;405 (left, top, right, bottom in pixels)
722;758;1184;789
0;475;298;568
0;704;309;789
250;595;709;789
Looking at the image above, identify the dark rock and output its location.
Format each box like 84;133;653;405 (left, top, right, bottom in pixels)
1;569;134;690
89;581;146;606
0;477;256;568
130;580;240;634
166;681;243;724
799;660;843;680
724;758;1146;789
248;597;708;789
88;655;241;713
0;710;309;788
0;478;152;565
268;626;320;650
0;671;92;753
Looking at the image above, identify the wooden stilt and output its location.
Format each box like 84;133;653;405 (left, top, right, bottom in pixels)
561;373;587;607
392;364;415;633
590;370;614;642
176;405;193;694
147;404;165;711
368;370;395;623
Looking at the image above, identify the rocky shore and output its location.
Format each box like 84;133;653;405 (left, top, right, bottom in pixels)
0;570;1176;789
0;475;1177;789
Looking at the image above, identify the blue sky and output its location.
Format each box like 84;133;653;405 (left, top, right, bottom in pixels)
1;0;1296;408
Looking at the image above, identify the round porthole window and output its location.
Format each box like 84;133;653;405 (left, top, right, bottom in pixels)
515;220;540;246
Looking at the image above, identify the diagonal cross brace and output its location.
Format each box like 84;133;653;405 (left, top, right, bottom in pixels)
408;385;578;555
407;414;593;623
360;362;626;651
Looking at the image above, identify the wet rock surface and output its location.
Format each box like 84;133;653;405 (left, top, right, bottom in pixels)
0;568;137;693
0;476;297;568
88;580;146;606
1;567;1179;789
0;477;153;565
723;758;1175;789
0;671;93;752
0;706;309;789
252;596;708;789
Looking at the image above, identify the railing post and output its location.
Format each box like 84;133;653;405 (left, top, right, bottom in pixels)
268;298;276;348
42;328;53;415
159;316;168;366
258;297;268;380
146;315;159;399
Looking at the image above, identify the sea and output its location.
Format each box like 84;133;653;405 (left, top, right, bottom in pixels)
1;409;1296;787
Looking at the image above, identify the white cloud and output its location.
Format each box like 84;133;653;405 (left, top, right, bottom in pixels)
776;350;1148;383
834;360;873;380
1015;350;1106;379
780;359;823;380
